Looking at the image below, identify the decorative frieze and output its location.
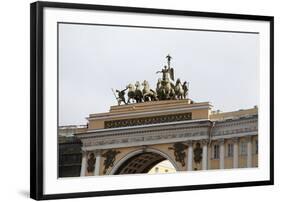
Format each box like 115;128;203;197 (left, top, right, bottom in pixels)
104;112;192;128
83;130;208;148
80;115;257;153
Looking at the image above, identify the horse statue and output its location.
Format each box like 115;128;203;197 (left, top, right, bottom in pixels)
156;78;165;100
126;83;136;104
142;80;158;101
174;78;185;99
134;81;143;103
161;79;175;100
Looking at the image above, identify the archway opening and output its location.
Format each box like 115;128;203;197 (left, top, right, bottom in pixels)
148;160;176;174
114;152;176;175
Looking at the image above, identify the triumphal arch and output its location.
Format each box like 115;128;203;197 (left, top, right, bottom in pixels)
75;55;258;176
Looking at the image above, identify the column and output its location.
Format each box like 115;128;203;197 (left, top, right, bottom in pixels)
247;136;252;168
219;139;225;169
94;150;101;176
187;141;193;171
202;140;208;170
233;137;239;168
80;150;87;176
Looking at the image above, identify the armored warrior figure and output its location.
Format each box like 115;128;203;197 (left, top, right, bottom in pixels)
156;65;174;82
166;54;172;68
182;81;189;99
115;88;128;105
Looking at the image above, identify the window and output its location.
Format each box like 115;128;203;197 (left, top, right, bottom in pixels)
227;143;233;157
155;167;159;173
213;145;220;159
240;142;247;155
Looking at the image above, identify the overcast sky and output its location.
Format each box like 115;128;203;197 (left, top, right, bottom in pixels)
58;23;259;126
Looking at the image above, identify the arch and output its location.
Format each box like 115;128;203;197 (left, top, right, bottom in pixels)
108;148;179;175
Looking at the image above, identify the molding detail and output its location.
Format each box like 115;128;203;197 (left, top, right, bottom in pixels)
104;112;192;128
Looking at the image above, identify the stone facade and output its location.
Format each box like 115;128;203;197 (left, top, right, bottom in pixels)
70;100;258;176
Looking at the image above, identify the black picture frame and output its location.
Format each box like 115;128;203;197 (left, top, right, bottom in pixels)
30;1;274;200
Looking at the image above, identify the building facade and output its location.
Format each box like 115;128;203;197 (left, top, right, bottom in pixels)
58;55;258;177
68;100;258;176
58;125;87;177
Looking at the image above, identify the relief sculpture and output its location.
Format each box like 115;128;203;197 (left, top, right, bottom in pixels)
87;153;96;173
168;142;188;167
102;149;121;174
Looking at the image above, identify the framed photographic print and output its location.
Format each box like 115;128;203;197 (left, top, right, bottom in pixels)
30;1;274;200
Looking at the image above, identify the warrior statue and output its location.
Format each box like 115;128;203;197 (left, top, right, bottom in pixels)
115;88;128;105
155;55;176;100
182;81;189;99
166;54;172;68
156;65;174;83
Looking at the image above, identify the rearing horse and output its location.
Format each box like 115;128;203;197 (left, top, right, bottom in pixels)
134;81;143;103
174;79;184;99
126;83;136;103
142;80;157;101
161;80;175;100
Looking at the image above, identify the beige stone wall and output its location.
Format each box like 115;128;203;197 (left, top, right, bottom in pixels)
88;108;209;130
88;120;104;129
73;98;259;177
208;135;258;170
87;101;211;130
85;134;258;176
224;158;233;169
210;107;258;120
224;139;233;169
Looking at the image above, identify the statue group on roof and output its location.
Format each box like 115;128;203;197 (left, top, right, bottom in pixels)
113;55;189;105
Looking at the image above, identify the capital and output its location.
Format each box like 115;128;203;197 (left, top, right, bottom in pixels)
245;136;253;142
201;139;209;145
186;140;193;147
93;149;102;157
218;138;225;145
81;148;87;156
231;137;239;144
